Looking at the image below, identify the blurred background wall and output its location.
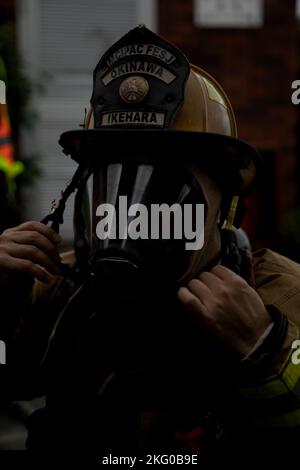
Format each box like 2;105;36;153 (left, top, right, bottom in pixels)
0;0;300;259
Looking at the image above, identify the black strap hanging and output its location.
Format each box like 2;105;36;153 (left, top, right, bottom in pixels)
40;162;88;232
73;166;93;273
40;161;90;280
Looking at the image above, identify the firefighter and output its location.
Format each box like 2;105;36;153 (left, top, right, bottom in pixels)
0;26;300;464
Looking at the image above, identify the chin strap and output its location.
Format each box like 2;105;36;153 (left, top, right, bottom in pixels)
220;196;255;286
221;228;242;275
221;195;241;274
224;195;239;231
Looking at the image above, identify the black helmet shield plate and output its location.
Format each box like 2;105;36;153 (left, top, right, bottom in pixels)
91;25;190;130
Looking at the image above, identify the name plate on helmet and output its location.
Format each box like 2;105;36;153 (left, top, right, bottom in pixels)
91;25;190;129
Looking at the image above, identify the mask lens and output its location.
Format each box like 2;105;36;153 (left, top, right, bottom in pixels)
76;157;206;289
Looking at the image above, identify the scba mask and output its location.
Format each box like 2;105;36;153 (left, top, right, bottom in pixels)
78;158;206;299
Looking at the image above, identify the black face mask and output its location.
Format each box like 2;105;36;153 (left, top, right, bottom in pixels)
70;156;207;301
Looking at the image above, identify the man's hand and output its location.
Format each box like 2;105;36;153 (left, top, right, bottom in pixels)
178;265;271;357
0;221;62;286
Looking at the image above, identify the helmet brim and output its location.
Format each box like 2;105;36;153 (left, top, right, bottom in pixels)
59;128;262;194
